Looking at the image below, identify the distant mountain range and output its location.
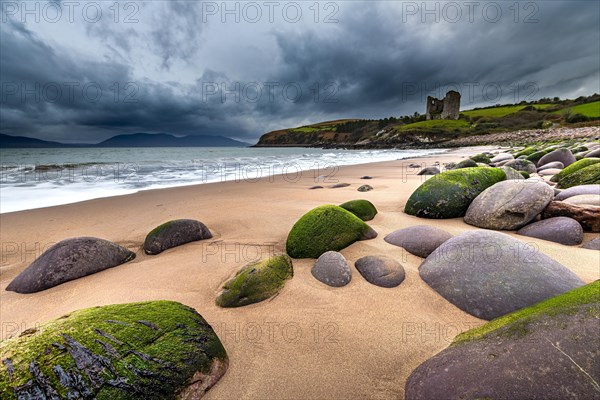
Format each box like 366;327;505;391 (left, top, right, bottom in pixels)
0;133;249;148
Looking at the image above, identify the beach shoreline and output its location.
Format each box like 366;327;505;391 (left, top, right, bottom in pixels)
1;145;598;399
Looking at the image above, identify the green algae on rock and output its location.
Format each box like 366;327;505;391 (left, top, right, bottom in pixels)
0;301;228;400
339;199;378;221
405;281;600;400
551;157;600;183
216;255;293;307
404;167;506;219
557;163;600;189
286;205;377;258
469;153;492;164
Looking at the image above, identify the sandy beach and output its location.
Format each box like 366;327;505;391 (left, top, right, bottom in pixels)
1;146;598;400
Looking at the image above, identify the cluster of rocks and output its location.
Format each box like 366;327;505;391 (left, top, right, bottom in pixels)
309;180;374;191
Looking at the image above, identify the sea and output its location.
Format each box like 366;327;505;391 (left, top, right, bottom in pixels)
0;147;446;213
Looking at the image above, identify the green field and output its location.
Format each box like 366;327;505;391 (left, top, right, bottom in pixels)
289;125;336;133
555;101;600;117
462;104;553;118
394;119;470;132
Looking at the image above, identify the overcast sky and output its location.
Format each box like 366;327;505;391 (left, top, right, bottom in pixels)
1;0;599;143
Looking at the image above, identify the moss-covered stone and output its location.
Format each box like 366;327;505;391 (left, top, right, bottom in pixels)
339;199;378;221
557;163;600;189
215;255;293;307
513;146;538;158
520;171;530;179
286;205;377;258
404;167;506;219
0;301;228;400
526;149;551;165
551;157;600;183
469;154;491;164
454;159;478;169
454;280;600;345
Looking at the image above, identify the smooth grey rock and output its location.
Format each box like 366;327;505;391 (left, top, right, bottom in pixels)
144;219;212;255
537;161;564;171
355;255;405;288
360;176;373;179
6;237;135;293
585;148;600;158
538;168;562;176
538;148;576;167
464;180;554;230
555;184;600;200
503;159;537;174
311;251;352;287
309;185;324;189
418;230;585;320
517;217;584;245
499;166;525;181
417;167;440;176
490;153;514;163
582;237;600;250
564;194;600;207
384;226;452;258
357;184;373;192
405;282;600;400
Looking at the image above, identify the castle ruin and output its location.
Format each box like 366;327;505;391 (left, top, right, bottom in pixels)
426;90;461;120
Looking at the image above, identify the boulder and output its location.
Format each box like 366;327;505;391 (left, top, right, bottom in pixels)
542;201;600;232
354;255;405;288
554;184;600;200
537;161;564;171
418;230;584;320
552;158;600;183
384;226;453;258
513;146;537;158
144;219;213;255
499;166;525;181
454;159;478;169
404;167;506;219
311;251;352;287
490;153;514;163
582;237;600;250
464;180;554;230
339;199;377;221
556;163;600;188
417;167;440;176
470;154;491;164
6;237;135;294
564;194;600;207
525;149;551;165
286;205;377;258
538;148;577;167
503;159;537;174
405;282;600;400
0;301;228;399
357;184;373;192
516;217;584;245
216;255;293;307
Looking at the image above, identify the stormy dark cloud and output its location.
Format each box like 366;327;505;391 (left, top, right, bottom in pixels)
1;0;598;143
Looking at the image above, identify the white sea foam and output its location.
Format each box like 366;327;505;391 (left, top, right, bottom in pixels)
0;146;446;213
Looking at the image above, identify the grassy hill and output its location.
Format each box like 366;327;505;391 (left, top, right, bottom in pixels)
255;94;600;147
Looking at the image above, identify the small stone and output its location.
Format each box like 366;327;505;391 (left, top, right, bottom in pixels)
309;185;324;189
360;176;373;179
357;184;373;192
384;226;452;258
490;153;514;163
542;201;600;232
582;237;600;250
417;167;440;175
563;194;600;207
311;251;352;287
554;184;600;200
329;183;351;188
537;161;564;171
538;148;576;167
355;255;405;288
538;168;562;176
144;219;213;255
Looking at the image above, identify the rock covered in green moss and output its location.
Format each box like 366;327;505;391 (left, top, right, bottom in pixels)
551;157;600;183
339;199;378;221
6;237;135;294
144;219;213;255
286;205;377;258
526;149;551;165
513;146;538;158
0;301;228;399
216;255;293;307
557;163;600;189
453;159;478;169
404;167;506;219
469;153;491;164
405;281;600;400
503;159;537;174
